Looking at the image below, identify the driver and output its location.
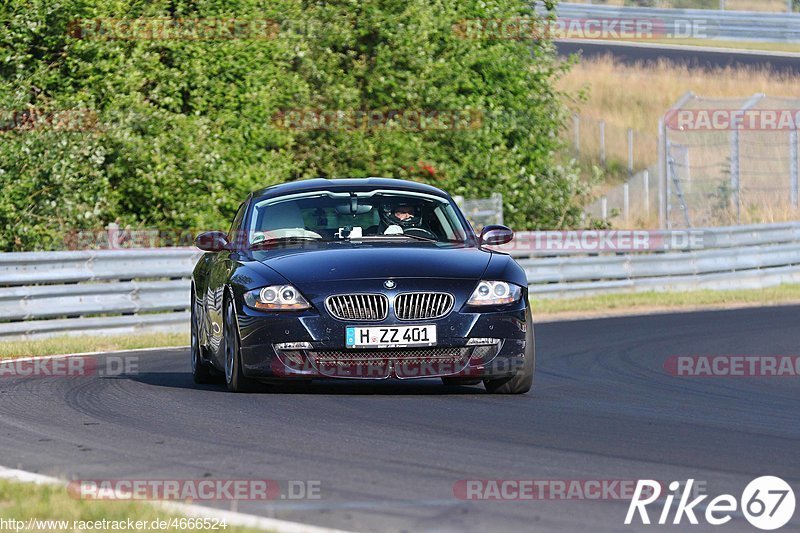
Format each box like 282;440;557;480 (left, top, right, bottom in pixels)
379;200;426;234
391;204;418;224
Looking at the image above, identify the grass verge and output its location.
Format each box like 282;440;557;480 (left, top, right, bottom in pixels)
558;56;800;140
532;283;800;317
0;332;187;359
641;39;800;53
0;479;265;532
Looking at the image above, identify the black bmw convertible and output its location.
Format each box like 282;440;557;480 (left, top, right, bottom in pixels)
191;178;534;394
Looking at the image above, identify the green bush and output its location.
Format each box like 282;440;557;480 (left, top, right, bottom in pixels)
0;0;584;251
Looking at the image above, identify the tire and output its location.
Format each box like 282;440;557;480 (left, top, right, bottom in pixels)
483;311;535;395
223;296;260;393
190;293;215;384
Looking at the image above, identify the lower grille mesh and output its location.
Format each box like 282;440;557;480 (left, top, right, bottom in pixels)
310;347;468;365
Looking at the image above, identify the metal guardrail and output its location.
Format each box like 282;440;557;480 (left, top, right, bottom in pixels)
509;223;800;297
0;249;201;339
3;222;800;338
550;2;800;43
501;222;800;257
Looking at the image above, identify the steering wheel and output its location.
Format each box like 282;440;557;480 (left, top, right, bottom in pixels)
403;227;438;240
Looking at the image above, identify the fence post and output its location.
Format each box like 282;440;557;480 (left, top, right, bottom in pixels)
661;92;695;229
658;118;666;229
791;129;799;208
731;94;765;224
623;182;630;223
729;128;740;224
491;192;504;225
643;170;650;219
666;139;672;229
106;223;120;249
573;114;580;158
601;196;608;221
599;120;606;166
627;127;634;177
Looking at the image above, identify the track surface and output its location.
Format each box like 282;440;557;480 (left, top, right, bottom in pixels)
1;306;799;532
556;40;800;75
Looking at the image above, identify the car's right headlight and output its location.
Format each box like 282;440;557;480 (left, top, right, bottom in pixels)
243;285;311;311
467;281;522;306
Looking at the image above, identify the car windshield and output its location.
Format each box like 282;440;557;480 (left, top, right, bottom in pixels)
248;189;469;246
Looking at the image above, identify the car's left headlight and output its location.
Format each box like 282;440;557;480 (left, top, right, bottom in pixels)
244;285;311;311
467;280;522;306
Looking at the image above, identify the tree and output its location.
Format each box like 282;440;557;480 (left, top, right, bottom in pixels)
0;0;583;251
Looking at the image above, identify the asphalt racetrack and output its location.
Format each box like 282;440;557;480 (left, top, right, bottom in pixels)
1;306;799;532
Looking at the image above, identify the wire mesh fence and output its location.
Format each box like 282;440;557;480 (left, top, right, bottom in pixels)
565;114;659;227
585;165;660;226
564;114;657;176
453;193;504;232
662;94;800;228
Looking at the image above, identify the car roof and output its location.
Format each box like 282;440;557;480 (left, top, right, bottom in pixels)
251;178;451;200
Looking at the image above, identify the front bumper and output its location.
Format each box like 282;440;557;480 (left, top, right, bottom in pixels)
236;279;529;380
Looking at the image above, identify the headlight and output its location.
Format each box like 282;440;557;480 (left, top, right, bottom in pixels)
244;285;311;311
467;281;522;306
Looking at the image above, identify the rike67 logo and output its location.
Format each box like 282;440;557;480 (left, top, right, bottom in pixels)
626;477;795;530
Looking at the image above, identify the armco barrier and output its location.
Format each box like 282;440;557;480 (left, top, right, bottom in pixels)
0;249;201;339
2;222;800;339
547;2;800;43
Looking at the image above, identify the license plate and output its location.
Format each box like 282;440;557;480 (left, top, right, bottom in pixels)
346;325;437;348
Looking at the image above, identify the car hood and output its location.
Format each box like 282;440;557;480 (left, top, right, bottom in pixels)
250;243;492;284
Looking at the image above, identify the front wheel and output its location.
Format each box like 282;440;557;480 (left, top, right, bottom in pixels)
483;312;535;395
223;297;259;393
191;294;215;384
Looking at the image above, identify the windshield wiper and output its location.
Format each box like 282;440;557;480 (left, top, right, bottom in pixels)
397;233;437;242
249;236;323;250
358;234;438;243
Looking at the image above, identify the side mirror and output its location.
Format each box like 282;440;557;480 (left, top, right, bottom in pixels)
479;225;513;246
195;231;230;252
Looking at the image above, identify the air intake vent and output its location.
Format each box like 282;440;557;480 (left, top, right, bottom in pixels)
326;294;388;321
394;292;454;321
